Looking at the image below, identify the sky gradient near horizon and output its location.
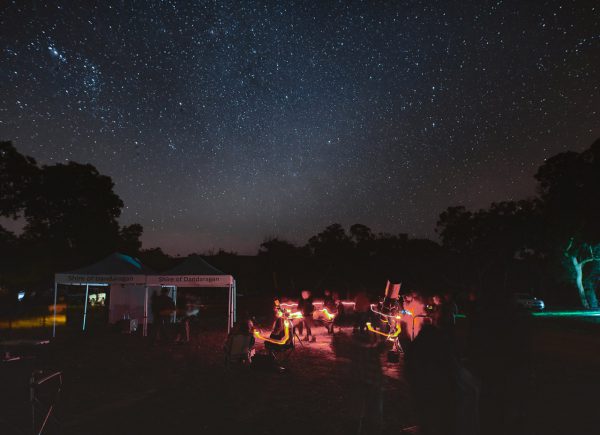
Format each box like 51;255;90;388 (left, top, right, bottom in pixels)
1;0;599;254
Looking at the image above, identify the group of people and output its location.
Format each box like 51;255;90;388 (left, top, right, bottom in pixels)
223;285;533;434
150;287;198;344
264;287;461;344
401;289;534;435
278;289;342;342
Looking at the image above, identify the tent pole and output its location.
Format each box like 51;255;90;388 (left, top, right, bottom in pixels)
143;286;148;337
82;283;89;331
233;280;237;324
227;284;232;333
172;286;177;323
52;281;58;338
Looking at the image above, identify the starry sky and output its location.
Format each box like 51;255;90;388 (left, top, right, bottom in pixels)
1;0;599;255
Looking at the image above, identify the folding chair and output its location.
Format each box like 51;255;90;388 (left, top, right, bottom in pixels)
263;321;302;367
30;370;63;435
224;334;254;367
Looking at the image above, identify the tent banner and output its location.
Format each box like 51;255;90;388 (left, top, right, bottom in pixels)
55;273;147;285
147;275;233;287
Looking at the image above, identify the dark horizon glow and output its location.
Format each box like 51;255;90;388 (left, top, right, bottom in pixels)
1;1;598;255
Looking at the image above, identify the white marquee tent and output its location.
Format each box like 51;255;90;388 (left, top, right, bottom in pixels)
53;253;236;337
146;255;236;334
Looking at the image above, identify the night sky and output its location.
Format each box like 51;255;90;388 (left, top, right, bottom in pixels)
1;1;598;254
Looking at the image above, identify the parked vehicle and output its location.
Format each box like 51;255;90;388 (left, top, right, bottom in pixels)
514;293;545;310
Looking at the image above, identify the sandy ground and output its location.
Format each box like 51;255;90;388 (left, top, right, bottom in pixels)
1;322;415;435
2;317;600;435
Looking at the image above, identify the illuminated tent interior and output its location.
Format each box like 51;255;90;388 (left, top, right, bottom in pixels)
53;253;236;337
53;253;156;336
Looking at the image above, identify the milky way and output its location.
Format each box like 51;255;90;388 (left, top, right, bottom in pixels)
1;1;598;254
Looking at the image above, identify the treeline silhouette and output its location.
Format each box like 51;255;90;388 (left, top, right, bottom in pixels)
1;138;599;309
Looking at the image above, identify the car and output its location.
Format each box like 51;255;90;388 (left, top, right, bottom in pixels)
514;293;545;310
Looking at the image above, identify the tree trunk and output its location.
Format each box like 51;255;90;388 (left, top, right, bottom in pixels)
572;257;590;309
583;270;599;309
583;258;600;310
585;287;599;309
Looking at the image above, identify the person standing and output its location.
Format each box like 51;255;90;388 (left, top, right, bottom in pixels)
354;290;371;334
298;290;315;342
465;290;481;359
150;290;161;343
430;293;459;356
153;287;175;343
175;294;194;344
354;332;384;434
429;294;443;327
323;289;337;334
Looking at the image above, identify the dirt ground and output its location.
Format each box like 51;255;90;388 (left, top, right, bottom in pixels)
2;317;600;435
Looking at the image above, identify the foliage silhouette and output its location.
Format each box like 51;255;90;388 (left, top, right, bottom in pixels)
0;141;143;293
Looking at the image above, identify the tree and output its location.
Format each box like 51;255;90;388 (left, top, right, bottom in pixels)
308;223;354;257
0;141;39;218
436;200;541;290
118;224;144;255
22;161;124;266
349;223;374;245
138;247;176;271
0;225;17;289
0;141;144;288
535;138;600;308
436;206;476;254
437;137;600;307
259;237;308;293
307;224;355;288
563;239;599;308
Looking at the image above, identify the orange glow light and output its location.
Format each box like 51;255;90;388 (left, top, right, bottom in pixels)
321;308;336;320
366;322;401;340
276;306;303;320
0;315;67;329
253;320;291;345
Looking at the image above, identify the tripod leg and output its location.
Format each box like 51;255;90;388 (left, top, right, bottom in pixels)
294;331;305;348
394;338;404;354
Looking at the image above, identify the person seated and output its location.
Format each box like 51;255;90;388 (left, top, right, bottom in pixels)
265;315;294;350
224;314;256;364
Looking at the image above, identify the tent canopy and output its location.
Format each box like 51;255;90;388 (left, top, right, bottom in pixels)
52;252;236;336
147;255;233;287
164;255;226;275
55;253;154;285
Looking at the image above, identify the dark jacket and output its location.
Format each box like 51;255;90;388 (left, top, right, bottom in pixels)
323;295;336;311
298;297;314;316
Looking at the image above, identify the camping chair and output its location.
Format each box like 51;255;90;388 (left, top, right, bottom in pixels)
263;319;299;365
224;334;255;366
30;370;63;435
315;307;337;334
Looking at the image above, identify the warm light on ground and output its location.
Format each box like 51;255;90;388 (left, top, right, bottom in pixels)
0;315;66;329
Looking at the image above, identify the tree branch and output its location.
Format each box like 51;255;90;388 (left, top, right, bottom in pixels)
565;237;574;254
581;257;595;266
564;237;576;261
